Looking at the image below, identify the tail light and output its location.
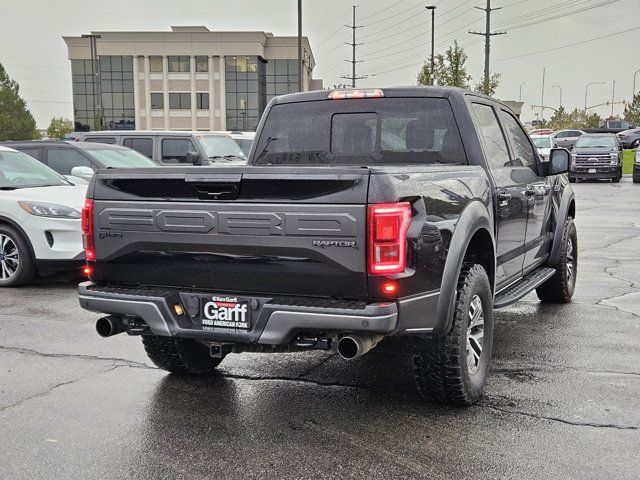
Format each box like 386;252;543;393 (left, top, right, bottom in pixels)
367;202;411;275
81;199;95;261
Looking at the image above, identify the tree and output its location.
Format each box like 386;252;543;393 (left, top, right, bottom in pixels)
417;54;443;87
0;63;39;141
418;42;471;89
438;41;471;89
47;117;74;139
474;72;501;97
546;106;571;130
624;93;640;126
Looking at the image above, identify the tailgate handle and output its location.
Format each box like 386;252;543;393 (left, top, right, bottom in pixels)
185;174;242;184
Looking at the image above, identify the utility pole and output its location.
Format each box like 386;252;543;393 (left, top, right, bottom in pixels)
426;6;436;85
541;67;545;122
611;80;616;117
519;82;525;102
297;0;303;92
469;0;506;94
340;5;366;87
633;68;640;97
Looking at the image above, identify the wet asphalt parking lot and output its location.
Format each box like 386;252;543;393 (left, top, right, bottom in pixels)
1;178;639;480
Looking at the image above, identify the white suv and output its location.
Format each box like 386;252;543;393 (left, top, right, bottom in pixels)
0;146;87;286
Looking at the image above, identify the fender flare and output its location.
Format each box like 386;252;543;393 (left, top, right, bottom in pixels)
432;201;496;337
548;189;575;266
0;215;36;261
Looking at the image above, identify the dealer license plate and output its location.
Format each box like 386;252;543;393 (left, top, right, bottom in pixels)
201;295;251;329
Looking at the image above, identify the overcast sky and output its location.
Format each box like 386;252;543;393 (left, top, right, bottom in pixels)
1;0;639;127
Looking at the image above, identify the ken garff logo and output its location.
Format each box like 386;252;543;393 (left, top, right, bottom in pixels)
312;240;358;249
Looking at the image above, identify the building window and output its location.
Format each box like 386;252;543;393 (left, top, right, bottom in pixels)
195;56;209;73
169;93;191;109
196;93;209;110
265;59;299;103
71;59;96;131
99;56;135;130
168;56;190;73
150;93;164;109
149;56;163;73
225;56;263;131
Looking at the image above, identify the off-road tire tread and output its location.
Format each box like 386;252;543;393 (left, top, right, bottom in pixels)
412;263;491;406
142;336;222;375
536;216;576;303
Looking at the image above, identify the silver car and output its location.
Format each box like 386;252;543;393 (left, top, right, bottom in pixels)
552;129;585;150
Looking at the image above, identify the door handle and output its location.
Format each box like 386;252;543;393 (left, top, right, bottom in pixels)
497;191;512;202
526;184;550;196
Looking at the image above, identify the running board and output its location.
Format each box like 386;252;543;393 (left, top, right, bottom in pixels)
493;267;556;309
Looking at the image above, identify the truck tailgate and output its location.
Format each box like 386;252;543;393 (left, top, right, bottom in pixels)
89;167;370;299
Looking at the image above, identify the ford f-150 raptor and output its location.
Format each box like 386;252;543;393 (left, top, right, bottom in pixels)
78;87;577;406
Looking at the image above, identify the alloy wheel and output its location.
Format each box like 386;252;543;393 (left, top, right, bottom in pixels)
466;295;485;375
0;234;19;281
566;237;575;284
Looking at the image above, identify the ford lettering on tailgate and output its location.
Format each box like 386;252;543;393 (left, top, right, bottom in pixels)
98;208;357;237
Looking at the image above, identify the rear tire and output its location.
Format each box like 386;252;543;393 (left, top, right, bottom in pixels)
412;263;493;406
633;171;640;183
536;216;577;303
142;336;223;374
0;225;36;287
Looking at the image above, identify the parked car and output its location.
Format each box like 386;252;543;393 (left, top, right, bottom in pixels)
0;146;87;286
584;119;635;134
78;87;577;407
228;131;256;157
0;141;157;182
552;129;585;150
617;129;640;149
531;134;553;161
529;128;554;136
78;131;247;166
569;133;623;183
634;149;640;183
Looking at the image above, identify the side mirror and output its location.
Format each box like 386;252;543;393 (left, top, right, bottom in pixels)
70;166;94;180
548;148;570;175
186;151;203;166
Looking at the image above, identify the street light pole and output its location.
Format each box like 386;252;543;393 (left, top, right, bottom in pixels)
426;6;436;86
81;33;102;130
584;82;605;110
519;82;525;102
297;0;302;92
552;85;562;108
633;69;640;98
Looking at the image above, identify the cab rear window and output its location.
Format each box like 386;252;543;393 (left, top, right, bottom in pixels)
252;98;467;166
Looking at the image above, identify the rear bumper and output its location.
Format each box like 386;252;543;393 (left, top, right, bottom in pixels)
78;282;399;345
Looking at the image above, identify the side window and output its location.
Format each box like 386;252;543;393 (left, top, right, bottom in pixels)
161;138;195;164
499;110;537;172
471;103;511;170
16;148;41;160
85;137;117;144
123;138;153;158
46;148;94;175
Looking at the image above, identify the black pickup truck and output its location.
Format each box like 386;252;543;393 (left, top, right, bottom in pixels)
78;87;577;406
